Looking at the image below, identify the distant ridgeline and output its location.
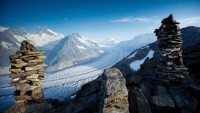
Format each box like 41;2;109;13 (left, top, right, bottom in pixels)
5;15;200;113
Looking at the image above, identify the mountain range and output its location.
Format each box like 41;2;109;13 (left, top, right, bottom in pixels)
0;27;104;74
1;26;199;75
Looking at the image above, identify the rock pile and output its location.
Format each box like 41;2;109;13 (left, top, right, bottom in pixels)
9;40;46;103
154;14;188;84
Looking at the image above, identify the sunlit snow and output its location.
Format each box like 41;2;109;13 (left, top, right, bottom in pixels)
130;50;154;70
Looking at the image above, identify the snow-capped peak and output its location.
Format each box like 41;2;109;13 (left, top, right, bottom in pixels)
0;26;9;32
0;41;13;49
70;33;94;47
43;28;59;36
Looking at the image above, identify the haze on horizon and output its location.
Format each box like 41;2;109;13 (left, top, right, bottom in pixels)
0;0;200;41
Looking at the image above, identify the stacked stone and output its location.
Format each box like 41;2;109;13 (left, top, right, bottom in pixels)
154;14;189;84
9;40;46;103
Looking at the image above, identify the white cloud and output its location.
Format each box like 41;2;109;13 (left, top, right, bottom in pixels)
110;17;158;23
111;16;200;27
178;16;200;27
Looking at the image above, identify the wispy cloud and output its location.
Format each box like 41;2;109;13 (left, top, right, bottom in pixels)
110;17;158;23
178;16;200;27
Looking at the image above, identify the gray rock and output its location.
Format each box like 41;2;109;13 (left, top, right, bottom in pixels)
76;80;101;98
100;68;129;113
168;87;198;112
133;87;152;113
153;85;167;95
149;94;175;108
72;94;98;113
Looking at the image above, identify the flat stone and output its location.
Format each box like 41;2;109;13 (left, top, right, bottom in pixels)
37;55;46;59
22;57;37;62
27;59;43;63
14;95;32;100
16;84;39;91
9;68;23;74
11;78;20;82
26;74;39;79
11;62;28;68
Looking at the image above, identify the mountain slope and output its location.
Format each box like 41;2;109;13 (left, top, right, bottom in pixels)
114;26;200;78
0;26;64;75
46;33;104;71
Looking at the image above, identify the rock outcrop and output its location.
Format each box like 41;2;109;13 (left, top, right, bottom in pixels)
50;68;129;113
9;40;46;103
100;68;129;113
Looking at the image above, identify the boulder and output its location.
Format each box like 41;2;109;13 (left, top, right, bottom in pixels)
100;68;129;113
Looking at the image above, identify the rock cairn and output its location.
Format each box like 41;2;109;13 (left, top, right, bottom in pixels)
9;40;46;103
154;14;188;84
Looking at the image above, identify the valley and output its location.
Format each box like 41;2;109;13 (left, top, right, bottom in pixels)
0;46;126;112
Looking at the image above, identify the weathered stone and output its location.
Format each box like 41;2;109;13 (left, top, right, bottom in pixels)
22;56;37;61
100;68;129;113
14;95;32;100
168;87;198;112
37;55;46;59
26;74;39;79
11;62;28;68
153;85;168;95
76;80;101;98
27;59;43;63
16;84;39;91
149;95;175;108
9;68;23;74
133;87;152;113
5;101;52;113
11;78;20;82
72;94;98;113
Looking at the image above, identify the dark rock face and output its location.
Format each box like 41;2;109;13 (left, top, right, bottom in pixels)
5;101;52;113
153;14;188;84
183;43;200;82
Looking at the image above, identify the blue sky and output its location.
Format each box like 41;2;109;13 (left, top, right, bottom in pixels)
0;0;200;41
